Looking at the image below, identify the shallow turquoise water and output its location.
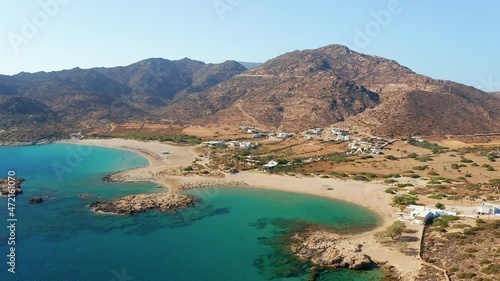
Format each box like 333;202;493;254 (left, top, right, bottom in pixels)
0;144;384;281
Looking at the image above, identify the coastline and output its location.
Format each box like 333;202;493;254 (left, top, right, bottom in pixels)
61;138;422;279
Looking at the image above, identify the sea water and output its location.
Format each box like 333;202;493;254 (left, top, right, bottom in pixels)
0;143;384;281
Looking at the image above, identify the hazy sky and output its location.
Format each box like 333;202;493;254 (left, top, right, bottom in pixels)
1;0;499;91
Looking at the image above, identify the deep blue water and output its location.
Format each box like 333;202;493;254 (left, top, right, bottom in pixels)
0;143;384;281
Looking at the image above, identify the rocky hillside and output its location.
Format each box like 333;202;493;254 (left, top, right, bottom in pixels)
166;45;500;136
0;45;499;140
0;59;246;141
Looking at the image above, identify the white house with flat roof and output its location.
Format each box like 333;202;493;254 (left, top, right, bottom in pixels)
70;133;82;140
262;160;279;171
476;203;500;215
403;205;457;224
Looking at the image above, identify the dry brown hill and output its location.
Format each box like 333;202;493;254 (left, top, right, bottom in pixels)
166;45;500;136
0;45;498;141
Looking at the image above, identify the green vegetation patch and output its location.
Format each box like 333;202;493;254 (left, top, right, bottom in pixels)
407;139;447;153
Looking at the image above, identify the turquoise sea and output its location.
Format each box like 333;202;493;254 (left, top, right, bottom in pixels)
0;143;384;281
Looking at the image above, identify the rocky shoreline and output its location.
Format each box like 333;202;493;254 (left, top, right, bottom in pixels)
0;138;56;147
290;229;373;270
0;178;25;196
89;193;194;215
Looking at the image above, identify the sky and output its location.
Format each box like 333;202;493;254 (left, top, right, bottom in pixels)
1;0;499;91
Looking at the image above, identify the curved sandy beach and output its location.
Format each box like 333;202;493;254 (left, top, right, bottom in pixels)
65;138;423;279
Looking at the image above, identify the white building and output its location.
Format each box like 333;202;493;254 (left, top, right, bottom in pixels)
336;135;352;141
277;133;292;138
70;133;82;140
403;205;457;224
410;136;425;143
247;129;258;134
306;128;323;135
203;141;225;146
331;128;347;136
253;133;266;138
262;160;279;171
476;203;500;215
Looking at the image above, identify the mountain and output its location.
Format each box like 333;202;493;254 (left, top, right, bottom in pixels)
492;92;500;99
165;45;500;136
0;59;246;141
238;62;263;69
0;45;499;141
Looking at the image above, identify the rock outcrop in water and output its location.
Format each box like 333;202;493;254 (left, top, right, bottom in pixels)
291;230;372;270
29;197;43;204
0;178;25;196
89;193;194;215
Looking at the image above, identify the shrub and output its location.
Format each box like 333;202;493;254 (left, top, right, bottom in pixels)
393;195;417;206
385;188;396;194
385;155;396;160
384;179;397;184
353;175;369;181
460;157;474;163
456;272;476;279
183;166;194;171
329;171;348;177
451;163;459;169
464;247;478;253
408;153;418;158
397;183;414;188
412;165;428;171
482;164;495;171
418;156;433;162
428;194;446;200
481;263;500;275
427;171;439;176
385;221;406;240
490;179;500;185
435;202;445;210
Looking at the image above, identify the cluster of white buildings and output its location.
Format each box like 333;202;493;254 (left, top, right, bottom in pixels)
202;140;259;149
409;136;426;143
348;140;381;155
306;128;323;136
402;205;457;224
331;128;352;142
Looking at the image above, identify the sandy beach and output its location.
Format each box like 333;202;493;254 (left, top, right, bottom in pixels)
66;138;423;279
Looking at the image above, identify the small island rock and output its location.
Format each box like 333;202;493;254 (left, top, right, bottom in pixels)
29;197;43;204
89;193;194;215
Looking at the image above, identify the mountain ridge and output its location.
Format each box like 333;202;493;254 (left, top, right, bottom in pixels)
0;44;498;141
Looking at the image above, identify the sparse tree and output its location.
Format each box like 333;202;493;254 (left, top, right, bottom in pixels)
374;221;407;242
386;221;407;240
